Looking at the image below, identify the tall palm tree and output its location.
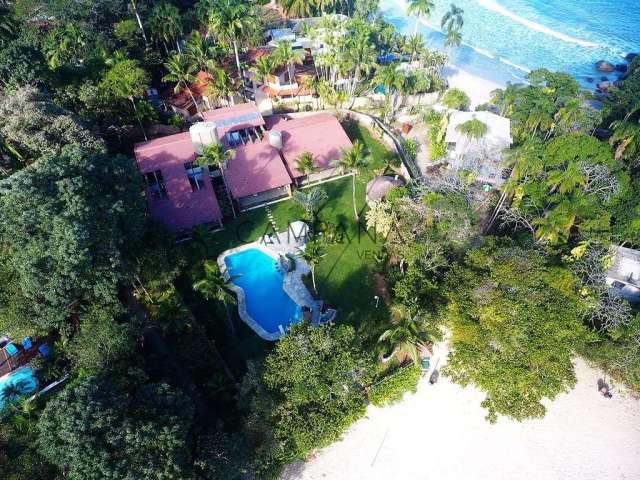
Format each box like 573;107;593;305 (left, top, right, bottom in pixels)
195;143;236;217
293;186;327;224
148;2;183;54
455;118;488;139
208;0;258;79
441;4;464;32
554;98;584;133
345;30;378;103
378;303;430;364
207;66;240;106
297;240;326;291
407;0;435;35
250;55;274;86
405;34;425;62
193;260;239;336
128;0;149;46
162;53;202;117
185;30;222;74
273;41;305;85
332;140;371;221
278;0;316;18
444;28;462;48
373;64;406;120
295;151;317;178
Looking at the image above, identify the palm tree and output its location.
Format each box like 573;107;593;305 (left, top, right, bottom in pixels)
609;119;640;164
250;55;274;86
185;31;222;74
278;0;317;18
297;240;326;291
207;66;240;106
407;0;435;35
444;28;462;48
546;161;586;194
162;53;202;117
148;2;183;54
345;31;378;103
272;41;305;86
554;98;584;133
292;186;327;224
373;64;406;120
441;4;464;32
295;151;317;178
193;260;239;336
491;82;523;117
405;34;425;63
378;303;430;364
455;118;488;139
128;0;149;46
195;143;236;217
208;0;258;79
332;140;371;221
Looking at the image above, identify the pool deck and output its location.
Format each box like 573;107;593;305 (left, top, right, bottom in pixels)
217;229;323;341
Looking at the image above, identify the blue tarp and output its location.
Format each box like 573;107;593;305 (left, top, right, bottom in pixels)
22;337;32;350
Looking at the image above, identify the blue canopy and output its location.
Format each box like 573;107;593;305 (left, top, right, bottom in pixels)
22;337;33;350
5;343;18;356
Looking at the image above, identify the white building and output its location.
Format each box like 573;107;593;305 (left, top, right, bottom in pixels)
444;111;512;186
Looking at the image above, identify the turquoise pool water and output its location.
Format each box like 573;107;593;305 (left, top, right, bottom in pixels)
0;367;37;411
224;248;302;336
381;0;640;87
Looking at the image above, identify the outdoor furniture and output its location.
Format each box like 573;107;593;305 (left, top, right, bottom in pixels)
5;343;19;356
420;357;430;371
38;344;51;358
22;337;33;350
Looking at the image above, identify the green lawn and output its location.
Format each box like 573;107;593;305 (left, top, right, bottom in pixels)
183;121;396;359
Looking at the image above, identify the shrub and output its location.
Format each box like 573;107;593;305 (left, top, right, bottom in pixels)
442;88;470;110
429;140;447;160
368;363;422;406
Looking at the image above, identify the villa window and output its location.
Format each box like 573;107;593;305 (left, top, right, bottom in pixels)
144;170;167;200
184;162;205;191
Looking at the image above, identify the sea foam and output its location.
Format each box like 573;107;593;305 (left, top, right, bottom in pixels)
476;0;599;48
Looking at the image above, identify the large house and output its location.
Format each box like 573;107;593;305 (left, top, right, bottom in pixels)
444;110;512;186
134;103;352;232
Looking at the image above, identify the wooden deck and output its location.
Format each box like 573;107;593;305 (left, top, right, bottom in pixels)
0;344;40;379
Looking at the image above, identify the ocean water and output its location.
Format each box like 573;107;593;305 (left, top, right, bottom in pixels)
380;0;640;86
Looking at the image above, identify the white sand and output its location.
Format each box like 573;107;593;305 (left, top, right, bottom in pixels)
282;338;640;480
443;64;505;110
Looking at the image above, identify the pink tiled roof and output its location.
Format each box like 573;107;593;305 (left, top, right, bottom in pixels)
224;140;292;198
134;133;223;232
202;103;265;139
267;114;352;178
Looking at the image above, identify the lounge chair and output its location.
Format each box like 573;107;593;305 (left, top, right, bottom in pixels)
5;343;19;356
38;344;51;358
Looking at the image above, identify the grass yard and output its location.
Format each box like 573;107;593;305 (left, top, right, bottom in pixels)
181;120;398;360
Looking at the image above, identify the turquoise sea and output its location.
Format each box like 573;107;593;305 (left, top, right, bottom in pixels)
380;0;640;86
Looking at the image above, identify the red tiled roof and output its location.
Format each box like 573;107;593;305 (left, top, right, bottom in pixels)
167;71;212;110
224;140;292;199
267;114;352;178
134;133;223;232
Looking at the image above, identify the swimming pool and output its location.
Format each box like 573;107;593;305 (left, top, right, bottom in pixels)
0;367;37;411
223;247;302;340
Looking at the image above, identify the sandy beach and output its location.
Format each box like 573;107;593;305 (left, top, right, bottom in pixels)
443;64;506;109
282;337;640;480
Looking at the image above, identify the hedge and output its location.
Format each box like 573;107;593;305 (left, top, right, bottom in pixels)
368;363;422;406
